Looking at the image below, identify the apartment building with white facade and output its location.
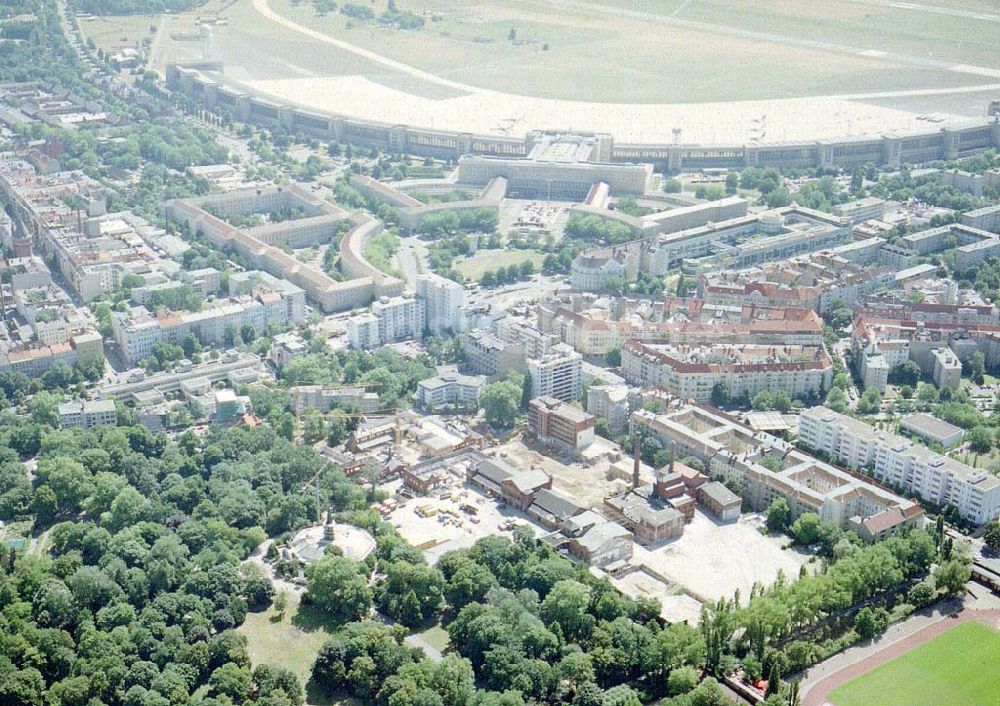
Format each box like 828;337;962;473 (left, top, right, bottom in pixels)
289;385;380;415
415;273;465;335
112;274;306;365
832;197;887;225
416;372;488;412
346;313;380;350
528;346;583;403
58;399;117;429
347;294;426;349
799;406;1000;525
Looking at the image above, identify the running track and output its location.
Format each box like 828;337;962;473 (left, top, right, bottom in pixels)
801;608;1000;706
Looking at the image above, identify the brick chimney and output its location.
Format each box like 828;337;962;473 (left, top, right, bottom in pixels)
632;433;641;490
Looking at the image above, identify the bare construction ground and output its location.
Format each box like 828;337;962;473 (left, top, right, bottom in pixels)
613;568;704;625
381;479;540;562
493;438;626;509
633;511;813;604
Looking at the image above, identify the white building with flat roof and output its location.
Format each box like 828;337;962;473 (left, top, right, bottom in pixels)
931;347;962;390
346;313;380;350
799;406;1000;525
416;372;488;412
59;399;117;429
900;413;965;449
373;294;425;343
347;294;426;349
833;197;886;225
416;272;465;335
528;346;582;403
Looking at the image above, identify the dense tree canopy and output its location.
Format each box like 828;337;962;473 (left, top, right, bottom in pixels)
0;415;363;706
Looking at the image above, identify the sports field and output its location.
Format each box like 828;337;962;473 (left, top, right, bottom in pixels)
829;621;1000;706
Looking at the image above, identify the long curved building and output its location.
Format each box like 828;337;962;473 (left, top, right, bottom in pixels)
167;62;1000;172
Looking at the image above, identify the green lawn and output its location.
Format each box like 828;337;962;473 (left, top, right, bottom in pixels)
258;0;989;103
829;622;1000;706
238;591;340;698
78;14;159;55
416;623;450;652
455;248;544;280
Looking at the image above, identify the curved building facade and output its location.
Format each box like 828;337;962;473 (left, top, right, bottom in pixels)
168;62;1000;172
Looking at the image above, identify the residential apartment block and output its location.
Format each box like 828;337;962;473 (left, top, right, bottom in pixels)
832;196;887;225
527;347;583;402
852;314;1000;392
536;292;824;356
799;406;1000;525
166;185;403;313
586;384;630;436
112;273;305;365
415;272;465;335
1;330;103;376
962;204;1000;235
570;203;848;290
902;223;1000;272
622;340;832;403
632;404;924;541
416;372;488;412
289;385;380;415
699;253;895;314
58;399;117;429
462;330;526;378
347;294;426;349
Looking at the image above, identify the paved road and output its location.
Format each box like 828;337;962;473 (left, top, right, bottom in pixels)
370;609;444;662
394;236;427;292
